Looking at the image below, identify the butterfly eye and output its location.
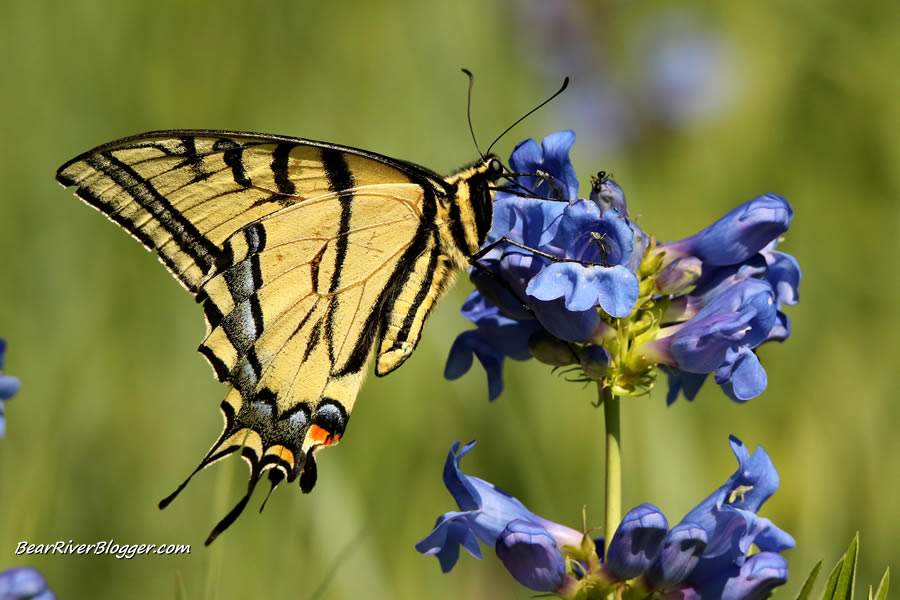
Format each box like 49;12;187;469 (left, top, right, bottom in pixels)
489;159;503;175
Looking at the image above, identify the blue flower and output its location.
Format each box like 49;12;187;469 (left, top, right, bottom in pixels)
0;338;21;438
686;551;789;600
416;441;583;591
506;130;579;202
446;131;644;398
601;437;793;597
496;519;568;592
526;201;641;322
677;437;793;578
671;279;774;370
0;567;55;600
444;293;542;401
446;131;798;405
419;438;792;598
760;241;801;343
659;194;793;267
654;250;798;403
606;503;668;579
646;278;777;402
646;522;708;588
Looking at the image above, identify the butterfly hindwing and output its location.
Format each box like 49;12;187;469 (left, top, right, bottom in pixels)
56;130;500;543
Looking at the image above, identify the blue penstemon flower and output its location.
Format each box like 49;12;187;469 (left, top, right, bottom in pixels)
415;441;584;592
0;566;55;600
0;338;21;438
446;131;800;404
417;437;793;599
427;130;801;598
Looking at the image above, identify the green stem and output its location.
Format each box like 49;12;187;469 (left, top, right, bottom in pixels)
602;384;621;560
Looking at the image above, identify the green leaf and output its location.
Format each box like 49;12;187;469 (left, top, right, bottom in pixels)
822;533;859;600
795;561;823;600
872;568;890;600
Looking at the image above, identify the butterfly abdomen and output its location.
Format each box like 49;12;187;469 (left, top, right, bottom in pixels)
373;157;499;375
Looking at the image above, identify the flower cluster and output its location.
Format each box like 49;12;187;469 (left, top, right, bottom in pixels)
417;438;794;599
0;338;21;438
445;131;800;404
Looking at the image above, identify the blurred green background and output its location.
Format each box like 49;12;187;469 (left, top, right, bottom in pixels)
1;0;898;598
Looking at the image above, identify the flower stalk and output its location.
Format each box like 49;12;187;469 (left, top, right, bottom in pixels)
602;384;621;559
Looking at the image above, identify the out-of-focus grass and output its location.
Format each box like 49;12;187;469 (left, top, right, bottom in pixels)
0;1;897;598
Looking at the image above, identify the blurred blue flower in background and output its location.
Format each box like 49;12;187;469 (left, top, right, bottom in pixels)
636;10;739;129
0;338;21;438
0;566;55;600
513;2;740;153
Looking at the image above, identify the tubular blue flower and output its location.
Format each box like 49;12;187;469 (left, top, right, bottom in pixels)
760;241;801;343
0;338;21;438
506;130;579;202
445;130;798;406
663;370;709;406
444;292;543;401
416;441;582;587
0;566;55;600
589;437;792;597
714;346;767;401
496;519;568;592
657;242;798;403
656;256;703;296
677;436;794;587
420;438;792;598
605;504;668;579
646;523;708;588
761;243;800;309
657;279;777;401
685;552;789;600
526;201;641;322
659;194;793;267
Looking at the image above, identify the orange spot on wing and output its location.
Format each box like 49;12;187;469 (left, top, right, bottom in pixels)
308;425;341;447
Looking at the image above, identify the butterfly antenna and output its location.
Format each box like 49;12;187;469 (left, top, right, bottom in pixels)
461;68;485;159
486;77;570;156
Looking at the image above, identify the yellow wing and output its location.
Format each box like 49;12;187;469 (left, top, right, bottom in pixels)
57;130;499;544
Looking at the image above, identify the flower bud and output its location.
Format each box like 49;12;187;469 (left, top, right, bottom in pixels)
580;345;611;379
656;256;702;295
590;171;627;214
528;333;577;366
495;519;567;592
606;504;668;580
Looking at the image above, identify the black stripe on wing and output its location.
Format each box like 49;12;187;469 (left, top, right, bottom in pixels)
86;151;220;274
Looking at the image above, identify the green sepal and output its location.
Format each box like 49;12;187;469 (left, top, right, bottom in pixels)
795;560;823;600
822;533;858;600
559;532;597;563
638;244;664;278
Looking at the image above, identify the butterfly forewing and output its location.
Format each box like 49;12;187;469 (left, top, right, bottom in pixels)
56;129;499;543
